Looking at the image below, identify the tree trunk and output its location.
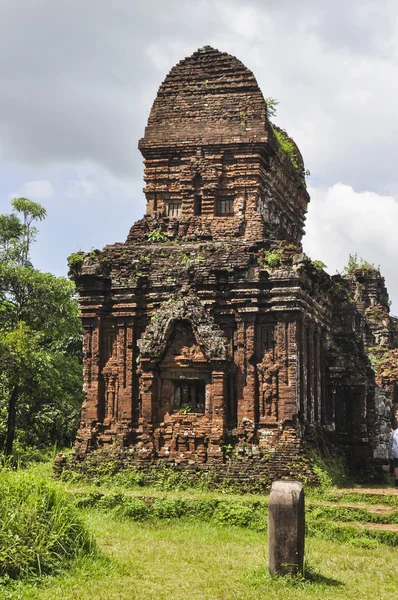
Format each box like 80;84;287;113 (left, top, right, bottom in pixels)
5;385;19;455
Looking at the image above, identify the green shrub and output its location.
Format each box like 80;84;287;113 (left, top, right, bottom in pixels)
344;253;379;274
262;250;282;269
152;498;190;520
67;252;85;268
187;498;221;520
213;502;256;528
311;260;327;271
306;446;348;489
96;492;126;510
115;498;150;521
0;469;94;580
306;519;398;548
112;468;146;488
70;487;398;547
146;466;214;492
72;490;267;531
75;490;105;508
0;446;55;470
307;504;398;525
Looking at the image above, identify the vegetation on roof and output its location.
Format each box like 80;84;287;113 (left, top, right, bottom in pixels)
265;97;309;179
344;253;380;275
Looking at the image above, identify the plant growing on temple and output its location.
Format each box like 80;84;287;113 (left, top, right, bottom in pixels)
262;249;281;269
262;246;295;269
67;252;85;275
344;253;380;274
265;97;304;175
223;444;234;457
272;127;300;170
0;199;83;457
265;97;279;118
147;229;167;242
311;260;327;271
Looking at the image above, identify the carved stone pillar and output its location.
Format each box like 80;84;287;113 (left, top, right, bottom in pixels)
81;316;104;424
236;313;257;425
103;370;118;423
208;368;226;461
274;319;298;422
258;349;280;423
140;366;157;424
306;322;314;423
210;368;226;437
116;319;134;424
314;327;321;423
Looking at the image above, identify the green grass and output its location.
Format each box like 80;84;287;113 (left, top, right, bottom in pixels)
308;489;398;507
68;488;398;547
0;465;94;581
8;514;398;600
2;460;398;598
306;504;398;525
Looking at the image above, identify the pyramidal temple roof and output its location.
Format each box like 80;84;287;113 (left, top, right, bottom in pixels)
140;46;269;147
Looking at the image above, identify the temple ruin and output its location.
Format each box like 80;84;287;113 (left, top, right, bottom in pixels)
69;46;398;483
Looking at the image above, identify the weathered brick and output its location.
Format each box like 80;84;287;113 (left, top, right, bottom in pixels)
69;47;398;483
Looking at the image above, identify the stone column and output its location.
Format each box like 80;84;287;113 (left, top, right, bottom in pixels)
314;328;321;424
268;480;305;576
320;330;328;425
236;313;257;424
297;319;305;419
209;367;226;462
140;367;157;424
273;319;298;422
116;319;134;423
306;322;314;423
81;316;104;424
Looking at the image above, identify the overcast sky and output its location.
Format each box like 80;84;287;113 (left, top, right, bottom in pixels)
1;0;398;310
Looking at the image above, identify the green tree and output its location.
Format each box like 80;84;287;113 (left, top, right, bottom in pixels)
11;198;46;266
0;213;23;262
0;199;82;456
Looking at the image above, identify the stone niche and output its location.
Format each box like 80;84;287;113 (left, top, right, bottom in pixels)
70;46;398;483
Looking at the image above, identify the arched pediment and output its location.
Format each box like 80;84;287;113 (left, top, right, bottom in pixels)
137;297;229;362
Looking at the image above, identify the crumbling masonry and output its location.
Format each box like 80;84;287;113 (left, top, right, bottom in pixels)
69;47;398;483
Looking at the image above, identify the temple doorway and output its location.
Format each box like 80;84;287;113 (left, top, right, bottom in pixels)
173;380;206;413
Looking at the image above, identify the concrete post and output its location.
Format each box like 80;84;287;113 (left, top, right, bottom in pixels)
268;480;305;576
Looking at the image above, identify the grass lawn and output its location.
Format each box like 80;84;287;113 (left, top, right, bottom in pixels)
3;462;398;599
8;510;398;600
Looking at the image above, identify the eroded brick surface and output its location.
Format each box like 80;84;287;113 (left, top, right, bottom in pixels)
69;47;398;483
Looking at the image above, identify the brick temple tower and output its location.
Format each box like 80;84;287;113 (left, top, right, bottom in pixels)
70;47;393;481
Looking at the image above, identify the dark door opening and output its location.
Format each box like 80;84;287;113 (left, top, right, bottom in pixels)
173;380;206;413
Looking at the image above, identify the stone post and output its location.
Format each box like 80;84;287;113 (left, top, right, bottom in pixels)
268;480;305;576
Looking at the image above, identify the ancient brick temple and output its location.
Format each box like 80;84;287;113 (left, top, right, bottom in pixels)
69;47;398;481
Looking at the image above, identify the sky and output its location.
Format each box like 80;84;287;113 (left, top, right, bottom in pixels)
1;0;398;310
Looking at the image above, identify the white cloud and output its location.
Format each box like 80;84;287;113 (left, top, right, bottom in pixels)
304;183;398;312
66;179;97;199
1;0;398;311
12;180;54;199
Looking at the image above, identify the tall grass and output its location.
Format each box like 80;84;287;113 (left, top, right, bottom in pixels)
0;469;94;580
